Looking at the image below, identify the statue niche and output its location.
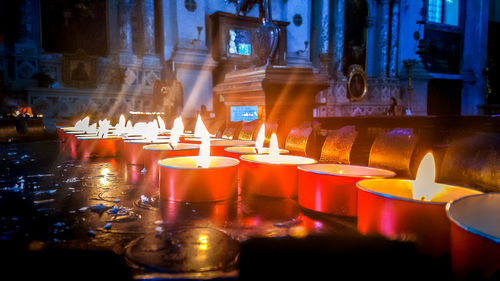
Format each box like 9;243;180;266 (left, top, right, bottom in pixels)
343;0;368;75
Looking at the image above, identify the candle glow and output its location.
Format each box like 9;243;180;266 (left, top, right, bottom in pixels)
268;133;280;162
194;114;206;138
255;124;265;154
196;122;211;168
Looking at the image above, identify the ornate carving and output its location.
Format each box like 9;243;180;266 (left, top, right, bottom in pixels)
62;49;97;89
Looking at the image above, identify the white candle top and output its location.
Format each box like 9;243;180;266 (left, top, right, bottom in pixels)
298;163;395;178
77;135;121;140
143;143;200;151
357;179;482;204
447;193;500;242
241;154;317;165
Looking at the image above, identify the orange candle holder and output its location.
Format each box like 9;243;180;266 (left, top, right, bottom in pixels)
122;139;171;165
182;137;225;144
76;135;121;158
446;193;500;281
298;164;395;217
159;156;239;202
356;179;482;256
143;143;200;183
239;154;317;198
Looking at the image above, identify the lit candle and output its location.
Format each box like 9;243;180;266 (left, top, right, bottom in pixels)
297;164;395;216
223;124;289;159
158;128;239;202
446;193;500;280
239;133;317;198
76;135;122;158
356;153;482;256
143;143;200;182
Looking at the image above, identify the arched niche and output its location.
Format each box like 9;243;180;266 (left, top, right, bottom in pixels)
342;0;369;76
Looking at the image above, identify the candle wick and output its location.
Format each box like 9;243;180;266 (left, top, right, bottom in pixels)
168;143;174;149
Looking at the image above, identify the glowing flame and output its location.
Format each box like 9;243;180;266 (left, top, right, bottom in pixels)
269;133;280;162
196;127;211;168
86;123;97;134
194;114;206;138
125;120;133;135
157;116;167;133
97;119;110;138
143;121;159;142
412;153;442;201
74;116;90;131
170;116;184;146
115;115;126;135
255;124;265;154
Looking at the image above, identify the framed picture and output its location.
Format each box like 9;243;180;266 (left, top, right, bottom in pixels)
62;49;97;89
347;64;367;102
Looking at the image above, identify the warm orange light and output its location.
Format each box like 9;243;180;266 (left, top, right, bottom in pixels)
255;124;265;154
125;120;133;134
115;114;126;135
100;167;110;176
198;234;208;251
269;133;280;162
196;128;211;168
170;116;184;146
413;153;442;201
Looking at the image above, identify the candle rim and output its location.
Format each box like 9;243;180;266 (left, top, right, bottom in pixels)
77;135;121;140
297;163;396;178
240;154;317;166
224;146;289;154
143;143;200;151
158;156;240;169
356;178;481;205
446;193;500;243
123;139;172;144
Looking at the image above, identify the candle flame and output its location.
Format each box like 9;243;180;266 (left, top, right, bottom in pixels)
125;120;133;135
170;116;184;146
144;121;159;142
255;124;265;154
194;114;206;138
97;119;110;138
269;133;280;162
74;116;90;131
86;123;97;135
115;114;127;135
196;126;211;168
157;116;167;133
412;153;442;201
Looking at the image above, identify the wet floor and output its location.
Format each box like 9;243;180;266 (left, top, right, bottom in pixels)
0;140;361;279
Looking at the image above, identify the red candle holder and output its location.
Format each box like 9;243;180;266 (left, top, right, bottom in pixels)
182;137;225;144
298;164;395;216
356;179;482;256
240;154;316;198
76;135;121;158
159;156;239;202
446;193;500;280
143;143;200;183
122;139;171;165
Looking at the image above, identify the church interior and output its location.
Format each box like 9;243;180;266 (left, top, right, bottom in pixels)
0;0;499;280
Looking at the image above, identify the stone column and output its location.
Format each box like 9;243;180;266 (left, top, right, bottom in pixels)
14;0;39;83
318;0;331;74
331;0;345;78
142;0;156;56
118;0;134;53
388;0;399;77
375;0;390;76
